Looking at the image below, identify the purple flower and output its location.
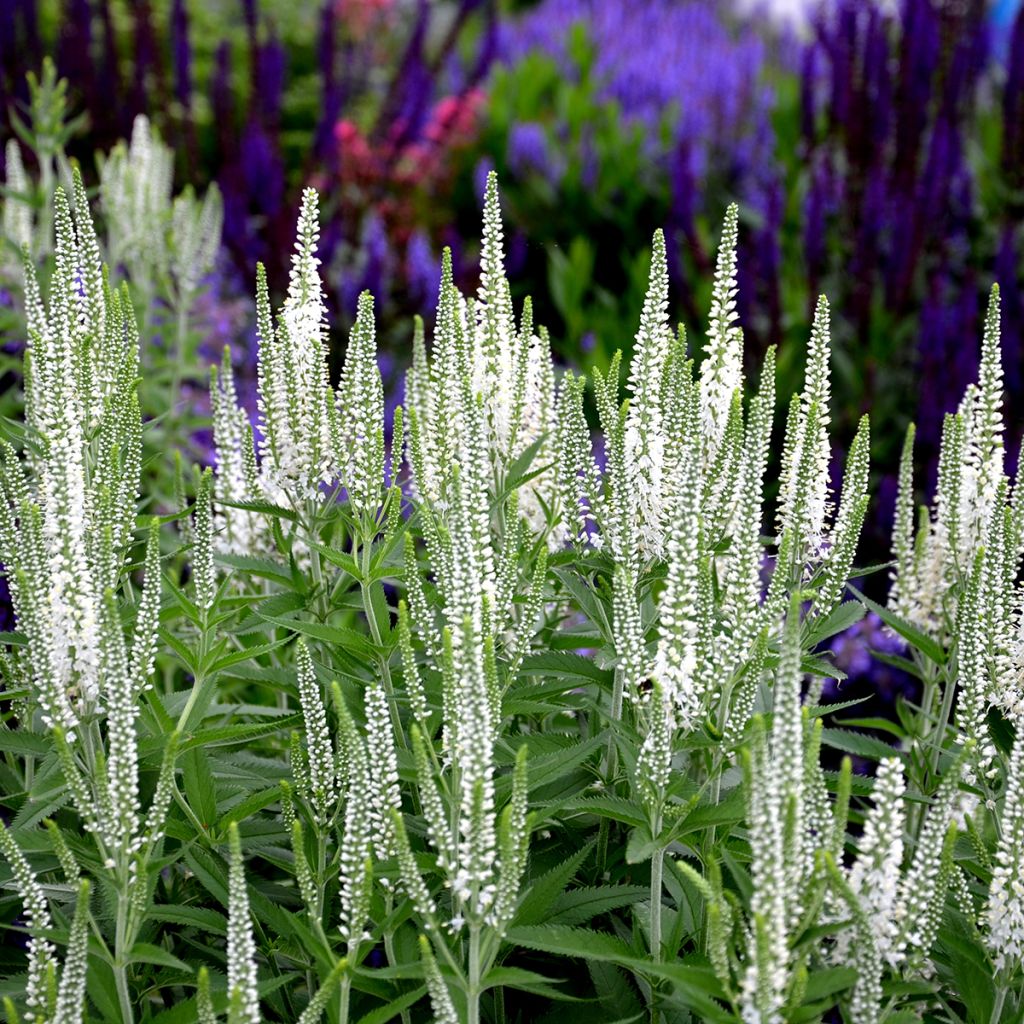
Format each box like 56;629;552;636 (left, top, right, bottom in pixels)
507;121;561;184
473;156;495;205
170;0;192;109
405;229;439;306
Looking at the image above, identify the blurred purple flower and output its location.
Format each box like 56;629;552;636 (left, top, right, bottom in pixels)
405;229;439;306
499;0;779;190
473;155;495;204
823;612;916;704
170;0;191;109
507;121;562;184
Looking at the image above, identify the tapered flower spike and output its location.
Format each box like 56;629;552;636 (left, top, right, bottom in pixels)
44;819;80;883
255;188;335;496
816;415;871;617
0;823;56;1023
364;675;401;857
652;437;702;726
492;744;530;933
721;347;775;669
99;587;141;862
624;228;672;559
98;114;174;286
970;284;1004;518
295;640;337;825
196;967;217;1024
170;181;223;308
889;424;918;620
778;295;833;554
333;685;374;950
740;721;789;1024
129;519;162;691
3;138;33;258
846;757;907;967
637;680;674;807
896;752;966;964
193;467;216;610
612;563;647;697
338;290;385;524
825;854;884;1024
699;202;743;455
419;936;459;1024
391;807;436;921
53;879;90;1024
555;371;600;546
226;823;260;1024
295;958;348;1024
985;730;1024;970
956;550;1000;780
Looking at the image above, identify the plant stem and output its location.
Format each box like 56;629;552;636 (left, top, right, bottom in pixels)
650;844;664;963
467;925;482;1024
382;892;412;1024
597;666;626;876
928;668;957;784
359;536;407;749
990;985;1007;1024
339;976;351;1024
114;894;135;1024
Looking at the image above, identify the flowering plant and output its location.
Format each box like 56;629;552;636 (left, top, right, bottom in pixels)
0;148;1022;1024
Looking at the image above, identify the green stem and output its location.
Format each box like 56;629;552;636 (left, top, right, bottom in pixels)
467;926;482;1024
176;611;209;732
114;894;135;1024
928;668;957;784
650;844;664;964
598;667;625;875
169;299;190;426
339;976;351;1024
359;539;407;749
990;985;1007;1024
382;893;412;1024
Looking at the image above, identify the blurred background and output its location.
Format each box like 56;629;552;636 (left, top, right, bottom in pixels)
0;0;1022;595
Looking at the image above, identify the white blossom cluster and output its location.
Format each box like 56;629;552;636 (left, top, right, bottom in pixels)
0;822;92;1024
0;177;176;937
986;731;1024;972
210;188;385;543
591;207;869;792
0;172;142;733
889;286;1024;768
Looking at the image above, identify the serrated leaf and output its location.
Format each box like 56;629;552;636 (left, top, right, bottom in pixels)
549;885;650;925
820;728;898;762
849;586;947;666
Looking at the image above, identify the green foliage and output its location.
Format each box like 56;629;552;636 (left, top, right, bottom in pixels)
0;124;1021;1024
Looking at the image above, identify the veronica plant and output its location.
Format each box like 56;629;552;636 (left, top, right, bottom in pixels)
2;168;1020;1024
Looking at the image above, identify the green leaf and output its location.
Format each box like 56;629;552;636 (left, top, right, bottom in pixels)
0;729;50;756
848;586;947;666
549;886;650;926
806;600;865;645
820;728;898;762
257;614;377;661
518;651;613;685
215;553;294;587
562;795;647;829
182;747;218;833
128;942;191;971
515;840;596;927
625;825;659;865
147;905;227;935
482;966;575;999
506;924;635;962
800;966;856;1002
353;986;428;1024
